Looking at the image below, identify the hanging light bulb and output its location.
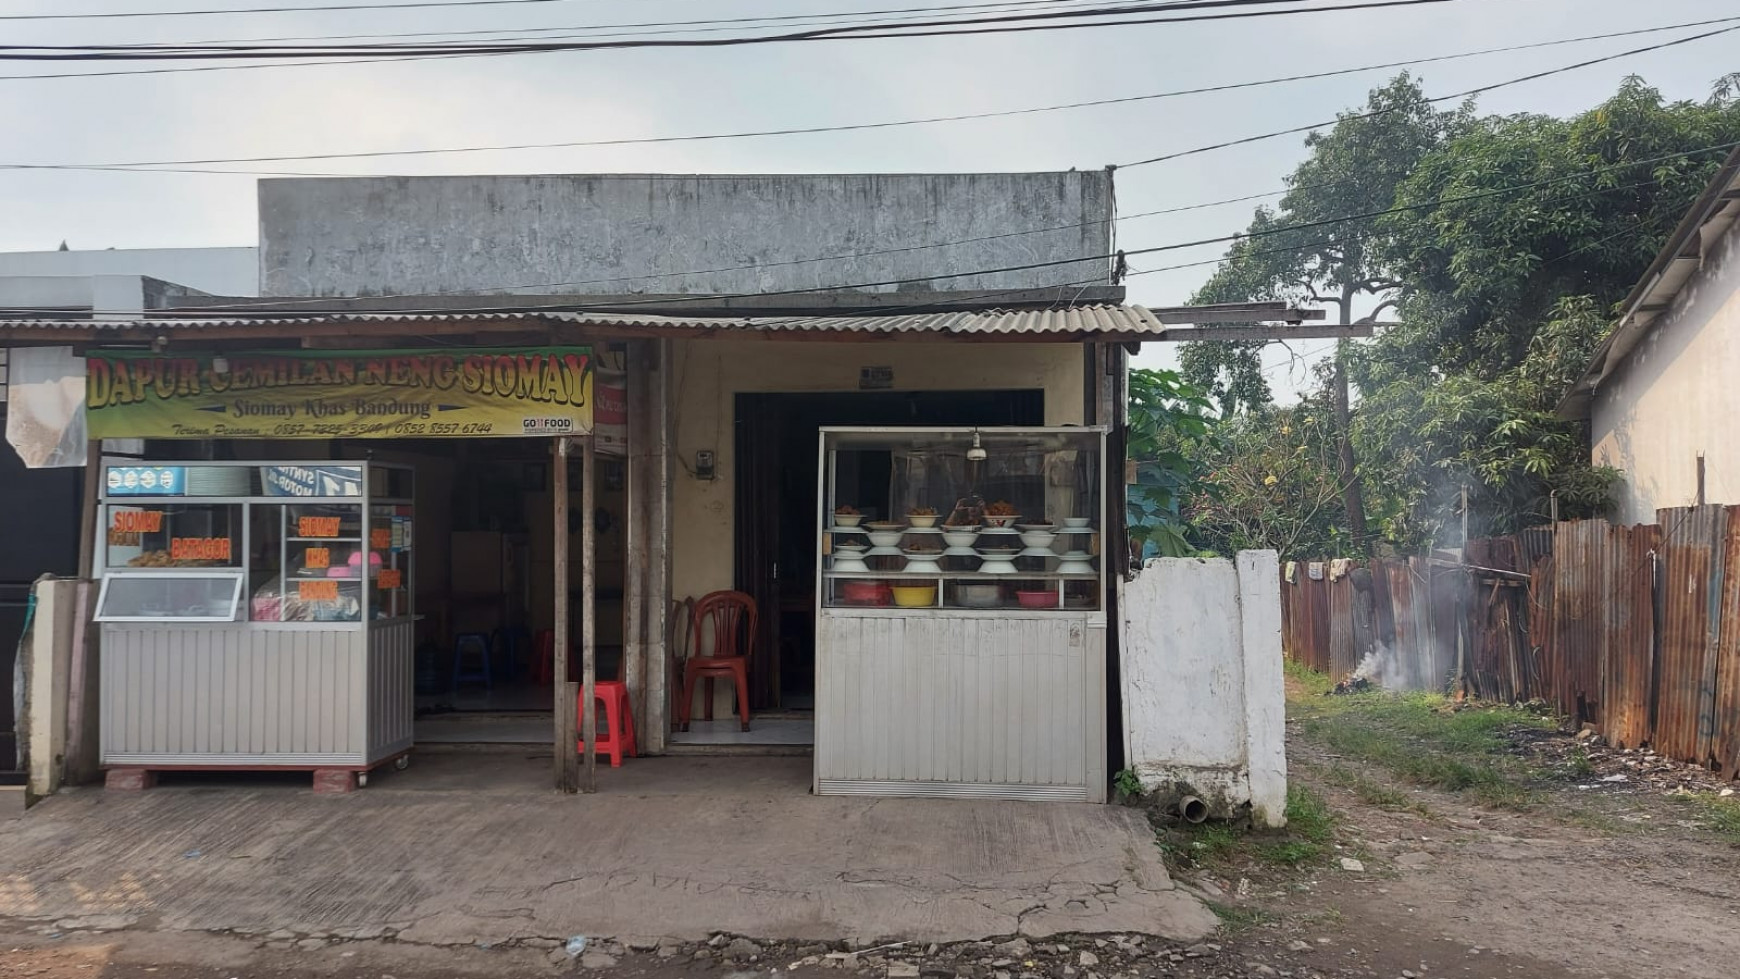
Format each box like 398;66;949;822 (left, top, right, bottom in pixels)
966;429;987;462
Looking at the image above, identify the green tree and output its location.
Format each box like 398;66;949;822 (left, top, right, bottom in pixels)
1356;76;1740;545
1180;72;1740;550
1186;393;1356;559
1125;368;1215;559
1180;74;1468;415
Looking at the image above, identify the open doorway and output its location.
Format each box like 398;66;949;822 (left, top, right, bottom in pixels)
734;390;1043;711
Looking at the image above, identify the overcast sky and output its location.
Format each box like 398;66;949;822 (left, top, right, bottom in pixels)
2;0;1734;398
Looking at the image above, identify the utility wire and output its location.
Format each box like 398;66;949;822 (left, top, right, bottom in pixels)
1118;22;1740;167
152;0;1150;47
0;1;1481;60
8;16;1728;168
20;139;1734;318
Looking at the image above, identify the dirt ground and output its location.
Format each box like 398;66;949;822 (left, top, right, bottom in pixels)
6;682;1739;979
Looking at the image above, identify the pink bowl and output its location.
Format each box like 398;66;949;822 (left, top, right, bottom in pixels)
1015;590;1059;609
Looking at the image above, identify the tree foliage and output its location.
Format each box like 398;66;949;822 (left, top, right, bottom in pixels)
1157;72;1740;552
1125;367;1215;559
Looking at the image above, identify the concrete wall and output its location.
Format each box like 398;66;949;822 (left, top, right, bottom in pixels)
1121;551;1287;827
1593;220;1740;524
0;247;258;297
258;172;1112;297
668;339;1086;601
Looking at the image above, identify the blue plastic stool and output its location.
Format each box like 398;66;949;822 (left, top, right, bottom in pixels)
453;632;493;690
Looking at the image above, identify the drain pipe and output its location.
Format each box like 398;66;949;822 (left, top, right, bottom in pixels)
1177;795;1209;824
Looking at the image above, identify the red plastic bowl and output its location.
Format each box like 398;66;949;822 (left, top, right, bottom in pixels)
841;580;891;606
1016;590;1059;609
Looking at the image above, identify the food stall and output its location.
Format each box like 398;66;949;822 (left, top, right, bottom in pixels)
94;461;415;783
814;427;1108;802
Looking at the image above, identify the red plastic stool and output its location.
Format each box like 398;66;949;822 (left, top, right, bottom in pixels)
577;681;638;767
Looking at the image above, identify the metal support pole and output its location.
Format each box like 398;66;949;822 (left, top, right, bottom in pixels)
582;434;598;793
553;438;579;793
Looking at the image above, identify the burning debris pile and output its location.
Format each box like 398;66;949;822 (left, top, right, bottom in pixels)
1329;675;1373;695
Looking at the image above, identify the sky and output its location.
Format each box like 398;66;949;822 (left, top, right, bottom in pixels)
1;0;1735;399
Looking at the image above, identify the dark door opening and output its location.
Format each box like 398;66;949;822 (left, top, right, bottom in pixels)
734;390;1044;710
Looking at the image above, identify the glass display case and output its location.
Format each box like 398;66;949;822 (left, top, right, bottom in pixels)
816;427;1104;612
95;461;414;624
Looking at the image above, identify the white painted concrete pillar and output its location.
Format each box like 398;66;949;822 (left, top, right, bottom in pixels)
1120;551;1288;827
22;576;80;802
1236;551;1288;827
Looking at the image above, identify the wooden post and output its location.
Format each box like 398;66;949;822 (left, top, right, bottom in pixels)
582;434;598;793
553;438;579;793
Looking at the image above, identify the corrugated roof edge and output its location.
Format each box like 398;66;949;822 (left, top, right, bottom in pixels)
0;304;1177;340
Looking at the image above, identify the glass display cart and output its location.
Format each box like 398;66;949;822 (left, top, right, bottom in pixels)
813;427;1108;802
93;461;416;787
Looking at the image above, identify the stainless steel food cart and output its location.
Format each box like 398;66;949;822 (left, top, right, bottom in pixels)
94;461;415;782
814;427;1108;802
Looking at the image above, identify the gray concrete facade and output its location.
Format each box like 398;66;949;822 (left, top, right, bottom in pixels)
259;172;1114;298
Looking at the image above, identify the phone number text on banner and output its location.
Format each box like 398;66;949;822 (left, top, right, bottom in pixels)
84;347;593;439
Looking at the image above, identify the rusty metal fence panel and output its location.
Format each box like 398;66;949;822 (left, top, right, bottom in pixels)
1275;511;1739;777
1654;506;1728;765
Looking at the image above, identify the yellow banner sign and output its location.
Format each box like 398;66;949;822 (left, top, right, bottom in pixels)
85;347;593;439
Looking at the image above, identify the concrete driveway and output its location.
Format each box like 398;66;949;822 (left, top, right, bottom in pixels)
0;753;1215;948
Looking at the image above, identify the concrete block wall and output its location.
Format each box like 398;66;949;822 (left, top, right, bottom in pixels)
1120;551;1287;827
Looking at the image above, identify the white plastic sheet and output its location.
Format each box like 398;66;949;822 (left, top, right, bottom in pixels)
4;346;87;468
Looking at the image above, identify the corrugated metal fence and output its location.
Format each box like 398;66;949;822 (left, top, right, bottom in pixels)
1280;507;1740;777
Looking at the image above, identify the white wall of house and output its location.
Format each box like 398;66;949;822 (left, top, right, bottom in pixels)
1121;551;1288;827
0;247;258;297
1592;220;1740;524
667;339;1087;601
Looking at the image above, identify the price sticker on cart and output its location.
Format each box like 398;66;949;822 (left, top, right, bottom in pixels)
298;580;340;602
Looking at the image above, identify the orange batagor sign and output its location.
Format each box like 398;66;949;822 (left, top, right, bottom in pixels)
170;537;232;562
378;568;404;589
298;580;340;602
370;528;392;549
304;547;331;570
298;516;342;538
110;510;164;534
83;346;594;440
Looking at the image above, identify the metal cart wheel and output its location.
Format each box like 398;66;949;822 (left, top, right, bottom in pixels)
394;755;411;771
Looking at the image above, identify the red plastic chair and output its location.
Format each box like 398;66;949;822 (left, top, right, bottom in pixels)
678;590;756;732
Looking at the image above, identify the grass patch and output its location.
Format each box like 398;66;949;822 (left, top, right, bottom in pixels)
1667;792;1740;844
1316;762;1433;815
1253;786;1336;865
1287;665;1552;811
1206;901;1275;934
1157;787;1341;870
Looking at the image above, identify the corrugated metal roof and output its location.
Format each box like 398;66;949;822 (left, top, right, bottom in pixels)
0;304;1175;340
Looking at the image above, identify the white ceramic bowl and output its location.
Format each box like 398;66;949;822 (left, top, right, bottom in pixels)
867;530;904;548
1019;530;1057;549
906;513;940;528
942;529;980;548
833;512;864;527
984;514;1020;528
1062;517;1091;529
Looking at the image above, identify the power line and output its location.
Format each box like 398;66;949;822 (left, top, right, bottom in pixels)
160;0;1145;46
1118;22;1740;167
17;138;1735;318
8;16;1728;168
0;1;1481;61
0;0;744;21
